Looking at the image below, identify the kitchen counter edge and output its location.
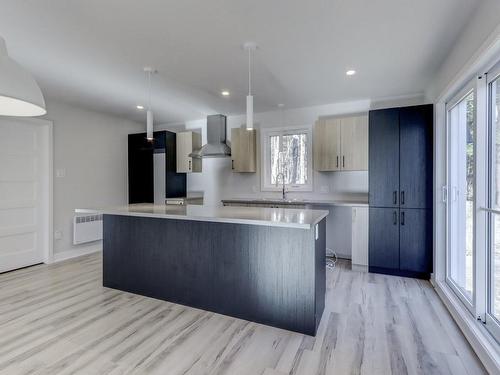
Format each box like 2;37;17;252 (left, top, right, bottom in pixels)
75;205;329;230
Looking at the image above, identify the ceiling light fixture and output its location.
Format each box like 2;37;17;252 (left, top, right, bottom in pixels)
346;69;356;76
0;36;46;117
136;105;144;110
221;90;230;96
143;67;157;141
243;42;258;130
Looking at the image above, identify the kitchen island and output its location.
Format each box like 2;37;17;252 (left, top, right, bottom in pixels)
79;204;328;336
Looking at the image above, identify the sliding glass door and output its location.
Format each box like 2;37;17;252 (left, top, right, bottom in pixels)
446;61;500;343
486;65;500;339
446;84;476;310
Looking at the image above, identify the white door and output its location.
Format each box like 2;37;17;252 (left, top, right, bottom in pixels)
0;117;51;273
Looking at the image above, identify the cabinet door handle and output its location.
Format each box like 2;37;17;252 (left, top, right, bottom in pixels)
231;160;234;170
401;211;405;226
393;191;398;205
188;160;191;171
401;191;405;205
336;156;339;168
393;211;398;225
342;156;345;168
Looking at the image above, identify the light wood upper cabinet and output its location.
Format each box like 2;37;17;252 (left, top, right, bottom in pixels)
314;118;341;171
313;114;368;171
231;128;256;172
176;131;202;173
341;115;368;171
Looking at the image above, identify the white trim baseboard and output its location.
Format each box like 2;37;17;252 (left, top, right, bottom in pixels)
51;244;102;263
432;279;500;374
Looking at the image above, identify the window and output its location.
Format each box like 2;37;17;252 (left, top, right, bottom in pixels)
262;126;312;191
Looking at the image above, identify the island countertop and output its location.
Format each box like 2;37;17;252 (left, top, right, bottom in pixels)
76;203;329;230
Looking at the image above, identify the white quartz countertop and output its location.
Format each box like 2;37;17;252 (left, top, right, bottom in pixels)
76;204;329;230
221;197;369;207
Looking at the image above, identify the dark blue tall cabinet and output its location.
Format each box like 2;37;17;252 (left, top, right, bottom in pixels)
369;104;433;279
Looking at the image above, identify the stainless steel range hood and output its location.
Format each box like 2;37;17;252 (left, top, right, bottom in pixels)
189;114;231;158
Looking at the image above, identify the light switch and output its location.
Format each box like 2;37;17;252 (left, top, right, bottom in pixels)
56;169;66;178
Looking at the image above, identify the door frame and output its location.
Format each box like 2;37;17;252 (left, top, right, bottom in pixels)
484;61;500;340
39;118;54;264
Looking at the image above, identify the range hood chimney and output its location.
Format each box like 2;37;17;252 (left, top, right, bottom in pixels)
189;114;231;158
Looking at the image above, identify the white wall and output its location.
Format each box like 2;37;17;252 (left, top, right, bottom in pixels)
44;99;142;257
426;0;500;101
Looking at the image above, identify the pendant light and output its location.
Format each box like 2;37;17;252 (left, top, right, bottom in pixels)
144;67;156;141
0;36;46;117
243;42;257;130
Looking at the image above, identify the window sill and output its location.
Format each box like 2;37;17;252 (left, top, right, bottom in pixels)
432;279;500;373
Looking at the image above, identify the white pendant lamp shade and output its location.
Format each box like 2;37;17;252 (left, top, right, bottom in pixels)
243;42;257;130
0;37;46;117
246;95;253;130
144;67;156;141
146;109;153;140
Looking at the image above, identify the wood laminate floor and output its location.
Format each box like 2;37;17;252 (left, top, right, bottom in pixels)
0;253;486;375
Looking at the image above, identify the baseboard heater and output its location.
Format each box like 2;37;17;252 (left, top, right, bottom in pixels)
73;214;103;244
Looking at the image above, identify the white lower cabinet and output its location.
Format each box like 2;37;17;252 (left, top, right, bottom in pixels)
351;206;368;266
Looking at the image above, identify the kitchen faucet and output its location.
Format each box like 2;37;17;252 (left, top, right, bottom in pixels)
276;172;287;200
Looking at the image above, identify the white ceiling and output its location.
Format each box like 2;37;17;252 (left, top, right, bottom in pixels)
0;0;482;123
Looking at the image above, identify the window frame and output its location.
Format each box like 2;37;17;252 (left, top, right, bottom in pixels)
484;61;500;340
260;125;313;192
445;79;477;314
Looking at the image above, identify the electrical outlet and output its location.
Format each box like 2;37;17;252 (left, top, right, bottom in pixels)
55;169;66;178
252;185;259;193
320;185;330;193
54;230;63;240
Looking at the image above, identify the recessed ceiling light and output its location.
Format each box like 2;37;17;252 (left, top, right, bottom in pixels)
136;105;144;110
221;90;230;96
346;70;356;76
